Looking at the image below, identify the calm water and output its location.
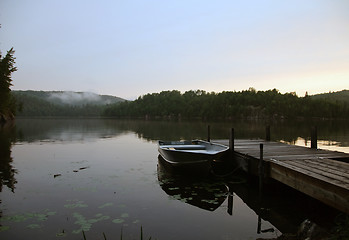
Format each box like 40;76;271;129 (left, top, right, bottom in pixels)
0;119;348;239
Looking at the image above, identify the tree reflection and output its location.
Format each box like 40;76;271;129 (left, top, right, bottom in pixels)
0;122;17;192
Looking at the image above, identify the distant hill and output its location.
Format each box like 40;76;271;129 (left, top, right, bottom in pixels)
310;90;349;103
12;90;126;117
103;89;349;119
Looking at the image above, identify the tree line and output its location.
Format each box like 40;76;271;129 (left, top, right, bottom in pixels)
103;89;349;120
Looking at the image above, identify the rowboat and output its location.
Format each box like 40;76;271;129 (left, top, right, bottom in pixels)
158;140;229;166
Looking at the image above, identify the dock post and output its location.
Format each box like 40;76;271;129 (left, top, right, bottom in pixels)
311;126;317;149
227;193;233;215
207;125;211;142
266;126;270;141
257;215;262;234
259;143;264;197
229;128;234;153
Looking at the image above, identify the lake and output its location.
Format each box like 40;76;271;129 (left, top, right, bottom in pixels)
0;118;348;239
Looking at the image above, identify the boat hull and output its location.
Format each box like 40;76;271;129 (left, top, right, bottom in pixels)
158;140;229;166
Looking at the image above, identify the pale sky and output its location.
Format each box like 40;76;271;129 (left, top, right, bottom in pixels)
1;0;348;100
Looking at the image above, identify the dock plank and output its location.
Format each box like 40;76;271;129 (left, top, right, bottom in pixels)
270;161;349;214
281;160;349;187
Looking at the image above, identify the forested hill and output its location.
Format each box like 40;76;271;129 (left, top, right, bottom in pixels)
12;89;349;119
13;91;125;117
103;89;349;120
310;90;349;103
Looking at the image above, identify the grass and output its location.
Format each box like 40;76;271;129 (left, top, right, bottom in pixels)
81;226;156;240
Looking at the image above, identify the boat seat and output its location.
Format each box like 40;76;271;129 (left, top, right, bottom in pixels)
162;145;206;150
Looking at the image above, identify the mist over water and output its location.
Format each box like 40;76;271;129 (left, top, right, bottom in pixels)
48;91;108;105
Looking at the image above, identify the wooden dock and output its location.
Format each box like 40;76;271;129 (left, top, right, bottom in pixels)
214;139;349;214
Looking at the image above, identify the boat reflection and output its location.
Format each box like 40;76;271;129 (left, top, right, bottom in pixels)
157;155;228;211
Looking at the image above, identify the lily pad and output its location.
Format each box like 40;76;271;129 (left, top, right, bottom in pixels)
9;214;29;223
0;226;10;232
98;202;113;208
64;201;88;209
46;211;57;216
72;212;110;233
112;218;124;224
26;224;41;229
34;213;48;221
56;230;66;237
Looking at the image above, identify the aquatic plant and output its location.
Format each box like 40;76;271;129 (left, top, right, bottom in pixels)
72;212;110;234
0;210;56;225
81;226;155;240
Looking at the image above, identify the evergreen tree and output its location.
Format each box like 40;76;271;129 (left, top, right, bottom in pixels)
0;48;17;122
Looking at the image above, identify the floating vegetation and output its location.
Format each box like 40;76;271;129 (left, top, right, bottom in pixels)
0;210;57;233
72;212;110;234
26;223;41;229
112;219;124;224
2;214;29;223
56;229;67;237
98;202;113;209
64;200;88;209
0;203;140;236
0;226;10;232
112;213;130;224
0;210;57;224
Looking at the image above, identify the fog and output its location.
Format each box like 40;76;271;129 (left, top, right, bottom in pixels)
48;91;102;105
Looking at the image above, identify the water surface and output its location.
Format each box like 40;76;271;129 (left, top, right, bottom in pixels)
0;119;348;239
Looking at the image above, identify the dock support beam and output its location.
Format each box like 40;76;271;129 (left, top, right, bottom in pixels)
259;143;264;197
207;125;210;142
227;193;233;215
311;126;317;149
229;128;234;152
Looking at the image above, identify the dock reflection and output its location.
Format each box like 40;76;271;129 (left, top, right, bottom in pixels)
158;154;342;238
228;178;341;238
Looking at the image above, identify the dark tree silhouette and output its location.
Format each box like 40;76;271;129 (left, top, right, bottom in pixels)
0;48;17;123
103;89;349;120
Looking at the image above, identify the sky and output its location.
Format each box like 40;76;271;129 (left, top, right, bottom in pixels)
0;0;348;100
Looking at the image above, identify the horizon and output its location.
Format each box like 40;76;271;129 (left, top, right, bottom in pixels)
1;0;348;99
12;88;348;101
